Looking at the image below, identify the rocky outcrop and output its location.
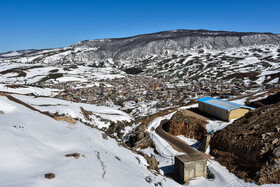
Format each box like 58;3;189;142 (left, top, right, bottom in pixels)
126;125;155;150
166;110;207;140
210;102;280;184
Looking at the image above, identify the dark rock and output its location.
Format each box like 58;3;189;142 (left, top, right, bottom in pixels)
45;173;55;179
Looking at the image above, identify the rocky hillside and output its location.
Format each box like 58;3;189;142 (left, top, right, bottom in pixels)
210;98;280;184
165;110;207;140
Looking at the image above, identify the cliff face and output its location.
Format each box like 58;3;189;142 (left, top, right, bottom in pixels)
210;102;280;184
166;110;207;140
71;29;280;61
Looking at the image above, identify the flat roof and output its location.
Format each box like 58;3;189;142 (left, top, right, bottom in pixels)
176;153;207;163
197;97;255;111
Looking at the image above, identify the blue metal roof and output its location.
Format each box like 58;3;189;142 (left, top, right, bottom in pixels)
197;97;255;111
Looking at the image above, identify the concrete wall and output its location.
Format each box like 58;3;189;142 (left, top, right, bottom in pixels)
184;160;207;182
175;156;185;184
175;154;207;184
198;101;229;121
229;108;249;120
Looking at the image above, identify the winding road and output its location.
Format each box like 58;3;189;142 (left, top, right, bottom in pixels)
155;120;206;161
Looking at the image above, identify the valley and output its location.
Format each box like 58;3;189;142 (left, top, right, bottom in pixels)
0;29;280;186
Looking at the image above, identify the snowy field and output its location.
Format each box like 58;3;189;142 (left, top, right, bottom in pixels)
0;62;126;86
0;84;60;96
0;96;179;187
12;94;132;129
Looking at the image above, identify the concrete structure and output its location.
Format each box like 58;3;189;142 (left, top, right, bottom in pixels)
197;97;254;121
175;154;207;184
198;134;212;152
156;120;207;184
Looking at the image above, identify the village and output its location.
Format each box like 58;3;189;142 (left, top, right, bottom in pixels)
32;73;271;116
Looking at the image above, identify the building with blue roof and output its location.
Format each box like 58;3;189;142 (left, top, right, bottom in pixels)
197;97;254;121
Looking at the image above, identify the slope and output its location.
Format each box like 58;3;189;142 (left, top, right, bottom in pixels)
0;95;179;187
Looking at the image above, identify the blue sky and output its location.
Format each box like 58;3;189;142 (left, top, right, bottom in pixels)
0;0;279;52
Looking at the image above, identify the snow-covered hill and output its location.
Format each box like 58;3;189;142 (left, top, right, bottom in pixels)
0;95;178;186
0;49;38;58
1;45;280;86
1;29;280;64
0;30;279;87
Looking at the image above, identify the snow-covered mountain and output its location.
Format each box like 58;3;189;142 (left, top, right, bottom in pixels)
1;46;279;87
0;49;38;58
1;29;280;63
1;29;279;86
71;29;280;61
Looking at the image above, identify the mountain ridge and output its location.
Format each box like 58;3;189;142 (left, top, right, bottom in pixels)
1;29;280;61
70;29;280;61
76;29;278;43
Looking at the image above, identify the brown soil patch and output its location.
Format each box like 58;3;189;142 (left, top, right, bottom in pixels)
224;71;259;80
0;68;26;77
5;84;27;88
65;153;81;159
80;107;92;121
0;92;8;96
54;116;76;124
